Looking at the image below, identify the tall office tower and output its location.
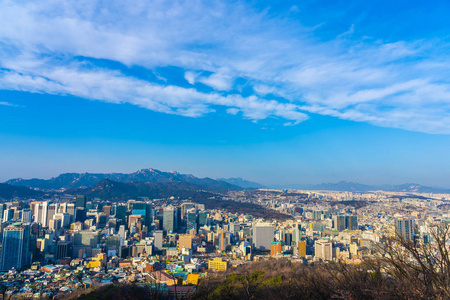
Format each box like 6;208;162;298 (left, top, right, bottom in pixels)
270;241;282;257
102;206;112;217
284;232;293;246
21;209;32;223
29;202;40;217
229;222;240;235
0;223;31;271
114;205;127;223
180;202;196;219
56;242;71;259
333;215;346;231
0;204;6;222
96;213;107;229
3;209;14;222
13;209;21;220
345;215;358;230
154;230;163;251
58;203;67;213
75;195;87;209
118;225;126;240
49;218;62;231
186;210;198;232
66;203;75;216
128;215;143;230
198;211;208;227
395;218;415;241
47;203;59;227
163;206;178;233
75;208;86;222
315;240;333;261
132;202;152;227
34;202;49;227
298;240;307;257
218;232;230;251
253;223;274;251
54;213;70;227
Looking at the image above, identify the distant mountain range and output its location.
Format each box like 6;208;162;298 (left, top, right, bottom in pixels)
68;179;216;201
6;168;242;191
5;169;450;195
0;183;44;199
282;181;450;194
217;177;265;189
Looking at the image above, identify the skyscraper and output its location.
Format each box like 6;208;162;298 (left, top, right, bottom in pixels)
395;218;415;241
0;223;31;271
154;230;163;251
298;240;307;258
253;223;274;251
75;195;87;209
346;215;358;230
333;215;346;231
163;206;178;233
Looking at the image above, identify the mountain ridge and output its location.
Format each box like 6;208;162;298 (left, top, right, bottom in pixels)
217;177;265;189
5;168;242;191
0;183;44;200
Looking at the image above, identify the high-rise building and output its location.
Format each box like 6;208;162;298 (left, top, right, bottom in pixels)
315;240;332;261
56;242;71;259
0;223;31;271
333;215;346;231
270;241;282;257
253;223;274;251
298;240;307;257
131;202;152;227
284;232;292;246
346;215;358;230
75;195;87;209
180;203;196;219
0;204;6;222
3;209;14;222
102;206;112;217
96;213;107;229
153;230;163;251
198;211;208;227
47;203;59;227
395;218;415;241
114;205;127;223
186;211;198;232
21;209;32;223
163;207;178;233
75;208;86;222
34;202;50;227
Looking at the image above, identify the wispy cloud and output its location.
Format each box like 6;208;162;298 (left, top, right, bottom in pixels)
0;101;17;107
0;0;450;133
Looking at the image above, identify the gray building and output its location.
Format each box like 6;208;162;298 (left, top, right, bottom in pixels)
395;218;415;241
253;223;274;251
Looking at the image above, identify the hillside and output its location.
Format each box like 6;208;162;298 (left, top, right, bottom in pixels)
67;179;217;201
0;183;44;200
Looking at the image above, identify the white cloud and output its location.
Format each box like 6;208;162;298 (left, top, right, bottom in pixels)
0;101;17;107
0;0;450;133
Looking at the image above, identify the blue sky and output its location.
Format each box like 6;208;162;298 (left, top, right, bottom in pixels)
1;0;450;187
